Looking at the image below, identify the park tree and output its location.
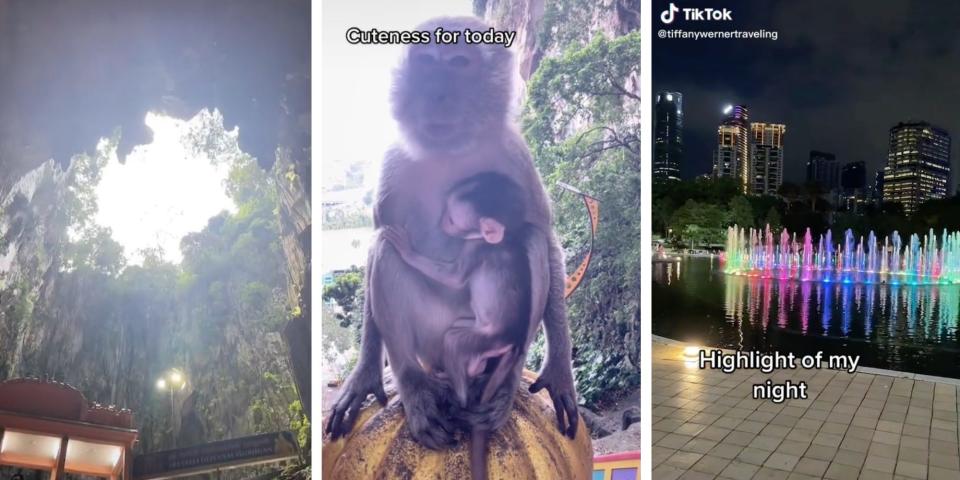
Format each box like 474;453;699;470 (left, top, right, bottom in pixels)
765;206;783;232
728;196;754;229
322;267;364;331
522;30;641;405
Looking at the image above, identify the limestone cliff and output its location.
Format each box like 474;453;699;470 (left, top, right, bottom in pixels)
479;0;641;82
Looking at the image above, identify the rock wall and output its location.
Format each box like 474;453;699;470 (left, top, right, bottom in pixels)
479;0;641;82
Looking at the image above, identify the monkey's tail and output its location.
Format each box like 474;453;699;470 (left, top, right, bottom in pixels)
470;428;489;480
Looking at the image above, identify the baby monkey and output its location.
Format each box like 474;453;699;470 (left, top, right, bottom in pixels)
383;171;532;480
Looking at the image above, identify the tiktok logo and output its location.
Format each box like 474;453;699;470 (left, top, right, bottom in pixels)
661;4;734;24
661;3;680;24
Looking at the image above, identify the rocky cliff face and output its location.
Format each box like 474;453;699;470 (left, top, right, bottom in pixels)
1;1;314;448
275;62;313;420
479;0;641;81
0;161;68;380
0;140;306;459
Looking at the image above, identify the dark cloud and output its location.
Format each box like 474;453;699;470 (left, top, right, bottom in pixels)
0;0;310;182
654;0;960;189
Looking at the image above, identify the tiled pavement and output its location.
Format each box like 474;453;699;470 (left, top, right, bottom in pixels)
652;339;960;480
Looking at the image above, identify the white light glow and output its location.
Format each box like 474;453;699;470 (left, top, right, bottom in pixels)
666;93;673;101
0;430;61;467
65;439;123;473
94;112;235;265
322;1;486;278
323;0;475;194
156;379;166;390
723;105;733;115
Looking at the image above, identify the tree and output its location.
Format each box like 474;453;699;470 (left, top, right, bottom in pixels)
765;206;783;232
728;196;754;229
802;182;827;212
522;31;641;405
778;182;802;211
322;267;363;330
669;199;727;248
0;111;300;454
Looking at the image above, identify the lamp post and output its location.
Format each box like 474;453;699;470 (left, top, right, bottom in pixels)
156;368;187;447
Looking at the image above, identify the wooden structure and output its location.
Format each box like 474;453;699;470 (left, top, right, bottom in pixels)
0;378;138;479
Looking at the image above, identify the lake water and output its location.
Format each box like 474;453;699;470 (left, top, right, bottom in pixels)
652;256;960;378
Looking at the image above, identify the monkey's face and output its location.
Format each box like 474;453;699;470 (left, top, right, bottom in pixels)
392;26;514;154
440;197;507;245
440;196;480;238
400;45;484;151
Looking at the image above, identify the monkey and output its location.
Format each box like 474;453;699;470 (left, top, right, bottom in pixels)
383;172;531;480
325;16;579;450
383;172;530;408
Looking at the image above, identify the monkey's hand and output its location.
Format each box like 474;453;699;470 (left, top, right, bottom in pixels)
399;373;457;450
324;362;388;440
530;362;579;438
382;226;413;257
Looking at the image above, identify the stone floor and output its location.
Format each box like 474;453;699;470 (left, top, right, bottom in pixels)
652;339;960;480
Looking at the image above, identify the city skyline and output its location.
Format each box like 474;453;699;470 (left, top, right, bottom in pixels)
656;90;954;197
653;91;683;182
749;121;785;196
883;121;952;214
704;103;787;196
712;104;750;185
653;0;960;189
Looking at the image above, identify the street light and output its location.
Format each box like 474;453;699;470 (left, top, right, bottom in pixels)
156;368;187;392
156;368;187;447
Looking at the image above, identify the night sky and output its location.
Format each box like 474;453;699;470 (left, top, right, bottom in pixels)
653;0;960;189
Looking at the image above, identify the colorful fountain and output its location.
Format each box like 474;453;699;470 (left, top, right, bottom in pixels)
723;225;960;285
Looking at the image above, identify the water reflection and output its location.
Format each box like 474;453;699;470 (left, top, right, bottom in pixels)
656;257;960;350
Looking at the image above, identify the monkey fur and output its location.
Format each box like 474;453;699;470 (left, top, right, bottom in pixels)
325;16;578;453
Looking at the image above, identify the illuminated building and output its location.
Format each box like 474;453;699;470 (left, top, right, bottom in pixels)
882;121;951;215
654;91;683;182
713;105;750;192
806;150;839;191
0;379;138;479
870;170;885;205
749;123;786;195
838;161;867;211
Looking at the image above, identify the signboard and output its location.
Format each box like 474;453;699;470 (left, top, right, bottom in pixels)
133;431;298;479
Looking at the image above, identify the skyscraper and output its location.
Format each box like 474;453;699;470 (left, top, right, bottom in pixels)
806;150;839;191
749;123;786;195
883;121;951;214
841;161;866;191
713;105;750;192
840;161;866;211
654;91;683;182
871;170;885;206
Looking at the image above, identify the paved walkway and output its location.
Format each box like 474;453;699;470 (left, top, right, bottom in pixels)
652;338;960;480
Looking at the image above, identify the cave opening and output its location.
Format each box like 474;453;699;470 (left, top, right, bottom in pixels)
92;110;237;266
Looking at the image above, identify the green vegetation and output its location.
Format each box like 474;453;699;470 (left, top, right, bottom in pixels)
0;111;300;454
521;31;641;406
655;177;960;246
322;267;363;331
